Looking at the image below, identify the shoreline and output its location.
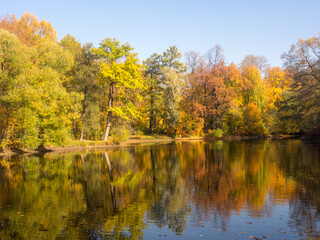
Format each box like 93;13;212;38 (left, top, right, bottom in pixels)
0;134;300;157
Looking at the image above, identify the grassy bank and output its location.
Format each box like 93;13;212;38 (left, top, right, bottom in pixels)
0;134;300;157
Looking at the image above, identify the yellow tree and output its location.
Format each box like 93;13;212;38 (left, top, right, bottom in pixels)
263;67;292;133
242;66;267;111
93;38;144;141
243;102;265;135
265;67;290;109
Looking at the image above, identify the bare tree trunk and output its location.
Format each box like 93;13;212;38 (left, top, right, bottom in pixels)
80;129;84;141
104;83;114;141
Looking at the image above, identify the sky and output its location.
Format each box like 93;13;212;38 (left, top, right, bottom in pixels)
1;0;320;67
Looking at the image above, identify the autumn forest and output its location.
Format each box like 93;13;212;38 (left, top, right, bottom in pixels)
0;13;319;149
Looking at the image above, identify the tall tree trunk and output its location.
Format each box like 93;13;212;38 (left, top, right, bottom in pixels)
203;83;207;132
80;87;88;141
0;108;9;143
209;88;217;130
161;113;165;130
209;108;214;130
79;128;84;141
191;95;195;131
72;120;77;138
104;82;114;141
149;87;154;134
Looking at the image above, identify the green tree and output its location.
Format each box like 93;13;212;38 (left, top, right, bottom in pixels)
0;29;29;147
161;45;187;73
61;35;100;140
144;53;162;134
0;30;79;148
161;67;183;131
143;46;186;134
282;34;320;133
242;66;267;110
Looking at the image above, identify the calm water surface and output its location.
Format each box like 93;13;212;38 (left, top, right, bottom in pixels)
1;140;320;239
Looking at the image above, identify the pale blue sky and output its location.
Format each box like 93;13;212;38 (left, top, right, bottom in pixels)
1;0;319;67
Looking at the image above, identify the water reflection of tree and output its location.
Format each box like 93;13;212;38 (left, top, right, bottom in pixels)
147;144;190;235
278;141;320;239
180;140;299;230
0;154;86;239
0;150;152;239
1;140;320;238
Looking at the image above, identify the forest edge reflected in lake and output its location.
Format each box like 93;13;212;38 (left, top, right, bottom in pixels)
0;139;319;239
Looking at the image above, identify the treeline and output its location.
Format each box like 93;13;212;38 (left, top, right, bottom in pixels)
0;13;319;149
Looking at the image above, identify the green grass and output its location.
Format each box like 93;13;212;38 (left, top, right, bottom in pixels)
129;134;175;140
44;134;204;149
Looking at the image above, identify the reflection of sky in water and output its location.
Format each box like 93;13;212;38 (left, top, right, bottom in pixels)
144;199;307;239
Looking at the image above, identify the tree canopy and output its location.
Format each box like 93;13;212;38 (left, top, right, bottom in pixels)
0;12;319;149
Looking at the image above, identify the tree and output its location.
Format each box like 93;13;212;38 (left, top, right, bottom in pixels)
161;45;186;73
188;59;210;131
263;67;292;134
223;63;250;135
161;67;183;130
144;53;162;134
0;12;57;46
265;67;290;107
181;51;204;134
205;44;224;69
143;46;186;134
61;35;100;140
0;29;28;147
282;34;320;132
185;51;202;74
0;28;78;149
242;102;265;135
242;66;267;111
241;55;269;72
93;38;144;141
183;52;237;133
21;39;76;147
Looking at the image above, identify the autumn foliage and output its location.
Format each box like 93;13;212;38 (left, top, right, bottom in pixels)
0;12;317;149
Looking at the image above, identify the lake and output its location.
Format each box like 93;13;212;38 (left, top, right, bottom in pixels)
0;139;320;239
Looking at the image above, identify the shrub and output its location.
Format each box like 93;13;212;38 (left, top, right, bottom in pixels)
209;128;224;137
43;128;71;147
22;128;41;149
112;126;129;144
135;129;144;139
